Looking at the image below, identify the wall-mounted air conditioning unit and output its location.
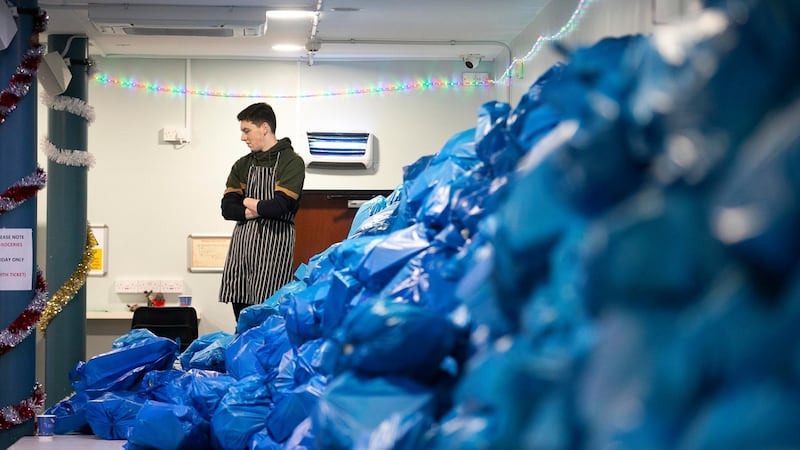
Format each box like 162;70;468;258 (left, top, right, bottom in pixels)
306;132;375;169
88;4;267;37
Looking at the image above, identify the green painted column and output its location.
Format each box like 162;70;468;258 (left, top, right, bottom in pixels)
44;34;90;407
0;3;42;447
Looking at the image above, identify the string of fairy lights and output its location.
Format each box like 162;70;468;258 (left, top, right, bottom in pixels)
91;0;598;99
502;0;595;80
91;75;488;99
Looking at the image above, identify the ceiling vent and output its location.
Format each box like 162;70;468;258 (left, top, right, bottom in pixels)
88;4;267;38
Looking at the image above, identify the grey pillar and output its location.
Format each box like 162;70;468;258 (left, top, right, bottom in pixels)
44;34;90;407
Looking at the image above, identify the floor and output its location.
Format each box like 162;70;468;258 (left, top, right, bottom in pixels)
9;435;126;449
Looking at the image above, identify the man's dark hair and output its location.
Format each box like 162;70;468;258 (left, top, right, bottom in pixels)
237;102;277;134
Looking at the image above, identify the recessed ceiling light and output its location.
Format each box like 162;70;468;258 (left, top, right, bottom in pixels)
266;10;315;20
272;44;305;52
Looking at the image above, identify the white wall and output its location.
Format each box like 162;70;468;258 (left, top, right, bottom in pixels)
36;57;499;338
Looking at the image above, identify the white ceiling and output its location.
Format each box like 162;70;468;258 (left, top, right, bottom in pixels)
39;0;551;62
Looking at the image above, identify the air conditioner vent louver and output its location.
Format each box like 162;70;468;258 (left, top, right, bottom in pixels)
88;4;267;38
119;27;236;37
306;132;375;169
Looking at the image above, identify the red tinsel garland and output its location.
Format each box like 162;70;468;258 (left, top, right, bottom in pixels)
0;383;45;430
0;9;47;125
0;270;48;357
0;168;47;215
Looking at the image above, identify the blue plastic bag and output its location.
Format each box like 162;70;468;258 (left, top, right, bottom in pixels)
330;234;384;276
581;185;727;311
348;194;389;238
248;429;281;450
447;336;575;450
349;199;402;239
85;392;144;440
506;63;566;154
453;236;514;337
537;36;649;216
334;298;463;383
313;372;436;450
475;101;520;178
678;381;800;450
210;375;275;450
225;315;292;380
280;417;315;450
266;375;327;443
446;167;499;237
187;370;236;420
273;339;324;393
127;400;211;450
281;283;329;346
355;223;431;291
406;154;477;231
320;269;364;338
236;303;282;335
303;244;341;285
71;336;178;397
44;391;91;435
396;155;435;223
140;369;191;405
378;246;463;314
709;96;800;284
179;331;235;372
112;328;159;349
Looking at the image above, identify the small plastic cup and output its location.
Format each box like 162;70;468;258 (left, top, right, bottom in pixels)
178;295;192;307
36;414;56;440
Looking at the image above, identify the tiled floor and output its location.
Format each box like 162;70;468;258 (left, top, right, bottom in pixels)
9;435;126;449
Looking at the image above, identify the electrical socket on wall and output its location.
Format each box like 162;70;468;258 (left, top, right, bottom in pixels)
160;127;179;142
160;127;190;143
114;279;184;293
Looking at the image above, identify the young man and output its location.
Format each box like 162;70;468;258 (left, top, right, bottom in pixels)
219;102;305;322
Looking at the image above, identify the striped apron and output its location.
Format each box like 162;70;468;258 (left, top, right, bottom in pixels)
219;158;295;305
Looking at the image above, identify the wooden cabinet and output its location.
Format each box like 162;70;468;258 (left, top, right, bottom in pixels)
292;190;393;271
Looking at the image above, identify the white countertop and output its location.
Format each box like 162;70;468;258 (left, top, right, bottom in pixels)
87;306;201;320
86;309;134;320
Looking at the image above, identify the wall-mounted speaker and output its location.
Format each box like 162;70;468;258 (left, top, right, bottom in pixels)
0;6;17;50
38;52;72;96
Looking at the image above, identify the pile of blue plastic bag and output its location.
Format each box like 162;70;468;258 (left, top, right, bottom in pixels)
46;0;800;448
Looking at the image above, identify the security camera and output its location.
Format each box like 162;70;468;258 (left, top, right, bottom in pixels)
463;54;482;69
305;38;322;52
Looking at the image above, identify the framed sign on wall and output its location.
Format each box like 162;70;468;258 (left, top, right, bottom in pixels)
187;234;231;273
89;224;108;276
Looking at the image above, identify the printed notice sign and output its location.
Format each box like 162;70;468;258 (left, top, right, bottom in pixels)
0;228;33;291
187;234;231;272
